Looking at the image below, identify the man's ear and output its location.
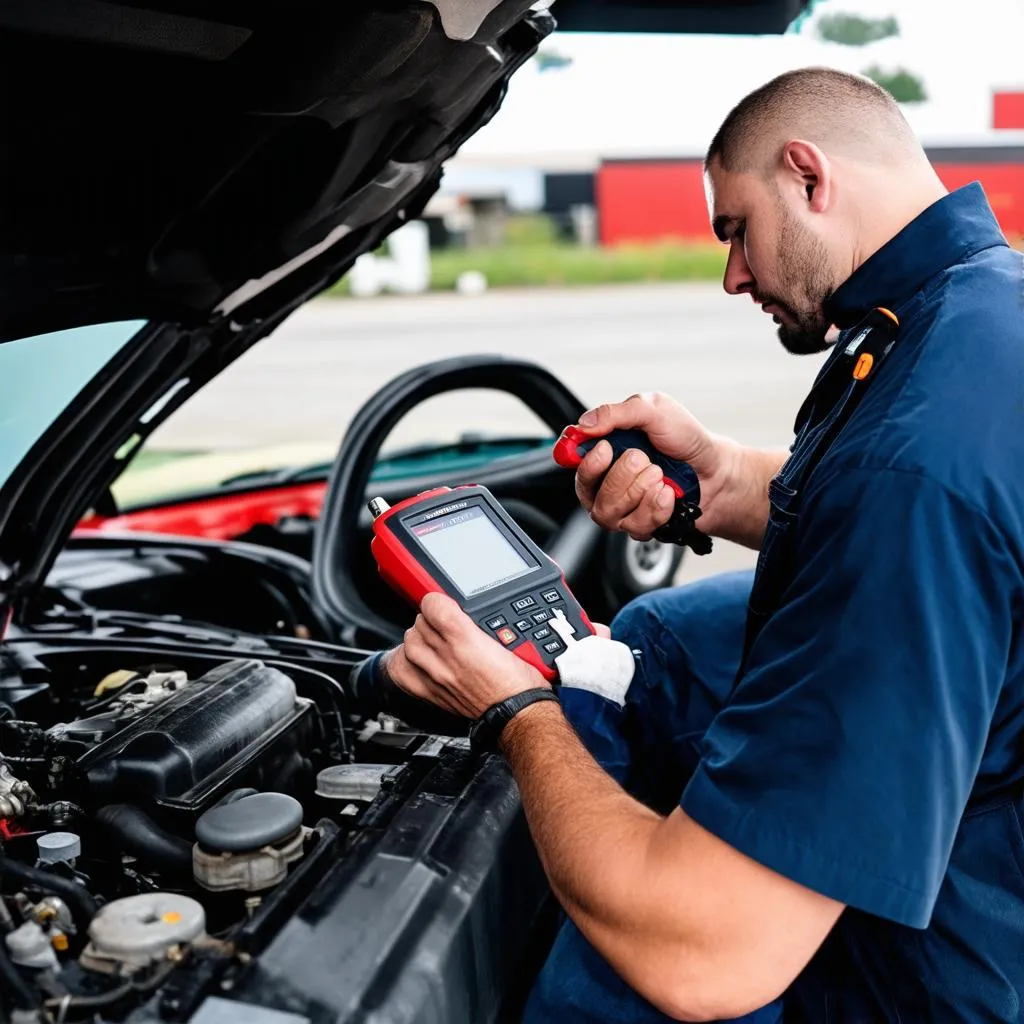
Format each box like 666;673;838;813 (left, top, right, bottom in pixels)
781;140;831;213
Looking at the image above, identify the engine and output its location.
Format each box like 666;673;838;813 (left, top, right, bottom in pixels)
0;653;422;1023
71;660;315;814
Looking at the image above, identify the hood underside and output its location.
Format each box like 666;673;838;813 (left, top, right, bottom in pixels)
0;0;557;342
0;0;810;341
0;0;562;602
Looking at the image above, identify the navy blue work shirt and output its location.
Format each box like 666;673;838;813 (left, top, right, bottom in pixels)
681;182;1024;1021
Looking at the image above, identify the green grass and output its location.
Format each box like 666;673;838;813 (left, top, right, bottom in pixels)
327;242;727;295
502;214;563;246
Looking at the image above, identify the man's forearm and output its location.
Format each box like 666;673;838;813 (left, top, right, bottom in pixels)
494;697;837;1021
710;439;788;550
499;702;660;922
497;701;711;1016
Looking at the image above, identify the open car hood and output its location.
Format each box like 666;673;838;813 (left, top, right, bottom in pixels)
0;0;810;342
0;0;809;607
0;0;557;342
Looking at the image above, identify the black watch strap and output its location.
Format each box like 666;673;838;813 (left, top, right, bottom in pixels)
469;688;560;754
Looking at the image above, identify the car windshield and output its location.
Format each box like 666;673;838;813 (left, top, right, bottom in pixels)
107;433;557;511
0;316;557;515
0;320;146;492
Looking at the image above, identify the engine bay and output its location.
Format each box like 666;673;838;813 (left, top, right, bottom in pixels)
0;620;545;1024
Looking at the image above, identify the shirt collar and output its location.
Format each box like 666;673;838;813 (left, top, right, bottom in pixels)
824;182;1008;329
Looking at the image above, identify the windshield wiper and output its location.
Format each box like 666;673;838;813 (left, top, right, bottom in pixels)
377;434;553;462
216;462;333;489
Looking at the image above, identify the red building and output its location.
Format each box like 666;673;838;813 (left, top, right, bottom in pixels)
994;92;1024;130
597;147;1024;245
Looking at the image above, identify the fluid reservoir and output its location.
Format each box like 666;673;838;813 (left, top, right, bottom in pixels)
6;921;60;971
316;764;400;803
36;832;82;866
193;792;306;892
81;893;206;974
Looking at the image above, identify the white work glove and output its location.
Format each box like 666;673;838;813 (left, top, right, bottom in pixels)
549;609;637;707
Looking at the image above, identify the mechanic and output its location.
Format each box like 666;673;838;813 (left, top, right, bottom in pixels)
378;67;1024;1022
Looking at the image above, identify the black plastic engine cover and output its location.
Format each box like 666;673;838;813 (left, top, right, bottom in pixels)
77;659;313;812
189;741;553;1024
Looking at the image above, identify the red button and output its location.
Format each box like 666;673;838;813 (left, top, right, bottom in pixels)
497;627;518;646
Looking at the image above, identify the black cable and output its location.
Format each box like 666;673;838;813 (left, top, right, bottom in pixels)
50;980;132;1012
0;859;99;934
44;958;179;1018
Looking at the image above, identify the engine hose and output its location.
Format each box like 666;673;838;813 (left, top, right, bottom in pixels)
44;958;178;1018
0;859;99;934
96;805;193;876
0;936;41;1011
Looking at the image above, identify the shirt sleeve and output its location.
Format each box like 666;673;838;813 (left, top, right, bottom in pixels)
680;463;1019;928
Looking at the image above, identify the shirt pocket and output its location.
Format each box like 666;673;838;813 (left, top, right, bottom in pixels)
752;476;799;595
780;376;859;488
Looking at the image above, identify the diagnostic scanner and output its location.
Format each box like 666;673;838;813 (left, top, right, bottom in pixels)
368;485;596;681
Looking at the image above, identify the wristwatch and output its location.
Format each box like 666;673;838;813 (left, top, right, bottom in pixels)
469;688;560;754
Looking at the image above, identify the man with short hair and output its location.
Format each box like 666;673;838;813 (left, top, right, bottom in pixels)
381;67;1024;1020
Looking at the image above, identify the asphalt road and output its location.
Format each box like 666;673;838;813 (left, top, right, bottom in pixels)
149;282;825;583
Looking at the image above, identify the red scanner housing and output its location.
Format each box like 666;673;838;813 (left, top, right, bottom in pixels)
370;485;595;681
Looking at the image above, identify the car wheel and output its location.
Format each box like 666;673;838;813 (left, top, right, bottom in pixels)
602;532;684;603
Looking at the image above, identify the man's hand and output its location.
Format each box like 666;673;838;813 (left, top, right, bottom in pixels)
381;592;550;719
573;392;786;549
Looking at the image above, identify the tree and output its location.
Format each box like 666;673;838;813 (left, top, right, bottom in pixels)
801;7;928;105
816;13;899;46
862;65;928;103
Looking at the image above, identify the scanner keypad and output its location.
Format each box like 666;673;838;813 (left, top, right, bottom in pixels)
479;587;575;659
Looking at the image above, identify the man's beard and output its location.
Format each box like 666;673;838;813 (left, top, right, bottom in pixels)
759;206;836;356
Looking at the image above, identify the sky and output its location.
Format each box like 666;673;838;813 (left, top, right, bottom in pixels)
452;0;1024;172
